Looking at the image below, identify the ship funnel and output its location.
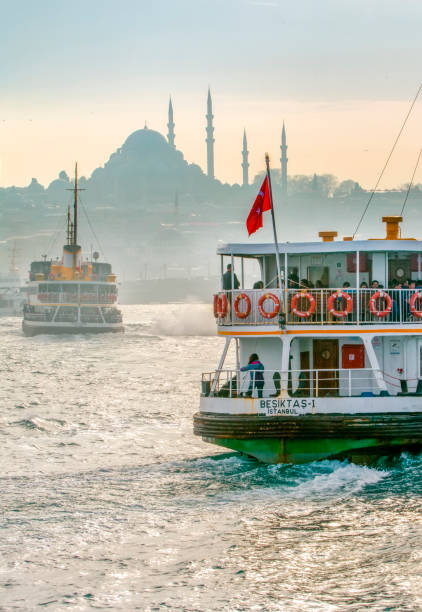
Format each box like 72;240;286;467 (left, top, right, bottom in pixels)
382;216;402;240
318;231;337;242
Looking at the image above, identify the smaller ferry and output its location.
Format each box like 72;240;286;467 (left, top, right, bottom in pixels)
195;215;422;464
22;166;123;336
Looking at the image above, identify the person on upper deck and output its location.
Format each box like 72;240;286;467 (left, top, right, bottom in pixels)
222;264;240;291
288;273;299;289
253;280;264;290
241;353;264;398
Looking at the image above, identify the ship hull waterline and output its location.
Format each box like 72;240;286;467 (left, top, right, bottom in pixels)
22;322;124;336
194;412;422;464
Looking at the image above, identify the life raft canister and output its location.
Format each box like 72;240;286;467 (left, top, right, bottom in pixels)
291;290;316;318
369;290;393;317
258;293;280;319
409;291;422;318
327;290;353;318
233;293;251;319
213;293;228;318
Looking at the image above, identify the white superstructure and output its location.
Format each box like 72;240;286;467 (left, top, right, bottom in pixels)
194;217;422;463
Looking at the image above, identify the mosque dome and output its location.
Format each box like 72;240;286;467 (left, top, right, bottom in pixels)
122;127;169;155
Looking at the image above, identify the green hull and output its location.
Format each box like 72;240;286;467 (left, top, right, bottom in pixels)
203;436;421;464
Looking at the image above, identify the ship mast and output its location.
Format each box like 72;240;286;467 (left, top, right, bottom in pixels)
73;162;78;245
65;162;84;277
66;206;72;244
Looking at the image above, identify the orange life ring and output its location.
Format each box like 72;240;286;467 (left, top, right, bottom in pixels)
409;291;422;318
213;294;219;318
214;292;228;318
258;293;280;319
233;293;251;319
291;291;316;318
369;290;392;317
327;290;353;318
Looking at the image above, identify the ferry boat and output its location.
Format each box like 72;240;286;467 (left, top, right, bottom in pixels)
22;166;123;336
194;216;422;463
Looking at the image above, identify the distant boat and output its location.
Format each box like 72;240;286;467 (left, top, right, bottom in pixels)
22;164;124;336
0;242;26;316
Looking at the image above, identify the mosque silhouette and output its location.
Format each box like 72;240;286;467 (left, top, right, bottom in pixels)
77;89;289;202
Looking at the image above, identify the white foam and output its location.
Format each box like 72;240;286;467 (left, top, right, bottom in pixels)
289;460;389;498
151;303;216;336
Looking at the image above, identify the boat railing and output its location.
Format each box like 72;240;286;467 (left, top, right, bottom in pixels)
215;288;422;326
23;312;52;322
37;292;117;305
201;368;387;398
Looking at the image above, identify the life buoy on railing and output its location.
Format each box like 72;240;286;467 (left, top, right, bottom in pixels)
291;291;316;318
409;291;422;318
369;290;392;317
327;290;353;318
234;293;251;319
213;294;219;318
258;293;280;319
218;293;228;317
213;293;228;318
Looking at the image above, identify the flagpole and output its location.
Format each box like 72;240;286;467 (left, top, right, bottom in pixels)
265;153;282;290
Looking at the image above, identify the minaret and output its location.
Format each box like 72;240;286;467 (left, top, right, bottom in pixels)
167;96;175;148
280;121;288;196
241;129;249;187
206;88;215;179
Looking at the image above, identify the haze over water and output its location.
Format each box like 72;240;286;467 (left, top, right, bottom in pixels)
1;305;421;611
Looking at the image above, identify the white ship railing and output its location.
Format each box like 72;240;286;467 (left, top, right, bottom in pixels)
23;305;122;324
201;368;394;398
36;291;117;305
215;288;422;326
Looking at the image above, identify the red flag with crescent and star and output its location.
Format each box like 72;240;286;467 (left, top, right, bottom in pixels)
246;176;272;236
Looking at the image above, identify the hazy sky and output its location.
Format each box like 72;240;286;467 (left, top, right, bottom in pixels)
1;0;421;188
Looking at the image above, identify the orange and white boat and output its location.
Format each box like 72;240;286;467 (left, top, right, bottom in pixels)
22;166;123;336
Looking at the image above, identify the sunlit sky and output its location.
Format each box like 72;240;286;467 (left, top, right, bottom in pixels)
1;0;421;189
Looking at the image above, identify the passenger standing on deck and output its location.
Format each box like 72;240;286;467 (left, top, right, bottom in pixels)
222;264;240;291
241;353;264;398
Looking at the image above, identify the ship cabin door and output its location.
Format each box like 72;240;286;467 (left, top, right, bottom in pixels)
313;339;339;397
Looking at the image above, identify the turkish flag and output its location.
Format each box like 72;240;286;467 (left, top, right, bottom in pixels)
246;176;272;236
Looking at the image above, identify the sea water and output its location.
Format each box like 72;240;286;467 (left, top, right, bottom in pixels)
1;305;421;611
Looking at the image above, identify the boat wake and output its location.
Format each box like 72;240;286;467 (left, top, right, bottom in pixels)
151;303;215;336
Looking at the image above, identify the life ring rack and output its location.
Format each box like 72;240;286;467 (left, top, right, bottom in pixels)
258;292;280;319
291;291;316;318
327;290;353;318
233;293;251;319
369;290;393;318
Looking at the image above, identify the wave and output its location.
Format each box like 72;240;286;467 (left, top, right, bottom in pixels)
10;417;66;432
